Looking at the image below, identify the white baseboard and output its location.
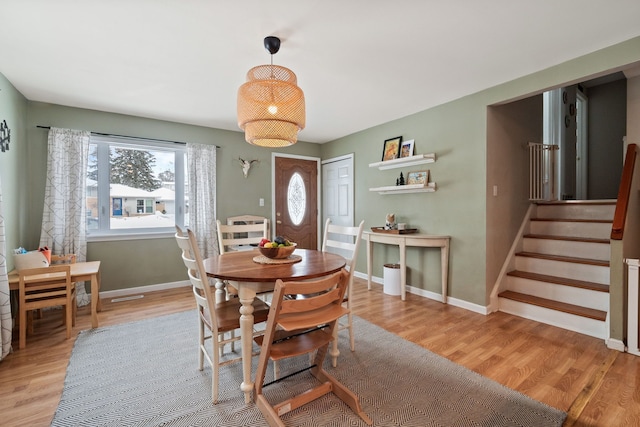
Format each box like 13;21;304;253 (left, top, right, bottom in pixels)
107;272;492;316
99;280;190;300
606;338;626;352
353;271;489;315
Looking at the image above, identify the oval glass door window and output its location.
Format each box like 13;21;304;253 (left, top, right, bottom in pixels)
287;172;306;225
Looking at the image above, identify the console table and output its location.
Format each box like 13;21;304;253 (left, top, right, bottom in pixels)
362;231;450;302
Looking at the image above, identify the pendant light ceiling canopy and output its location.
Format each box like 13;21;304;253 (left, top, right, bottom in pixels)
237;36;306;147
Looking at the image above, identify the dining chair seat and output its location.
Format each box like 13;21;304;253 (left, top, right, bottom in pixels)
201;298;269;333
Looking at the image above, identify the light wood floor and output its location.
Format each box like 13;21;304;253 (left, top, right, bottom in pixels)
1;277;638;426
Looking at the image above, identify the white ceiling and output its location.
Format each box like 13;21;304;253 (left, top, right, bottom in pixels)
2;1;640;143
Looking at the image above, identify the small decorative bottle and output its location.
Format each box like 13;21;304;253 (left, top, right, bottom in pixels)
399;172;405;186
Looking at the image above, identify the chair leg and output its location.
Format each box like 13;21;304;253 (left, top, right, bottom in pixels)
310;366;373;425
65;303;73;339
211;337;220;403
19;308;27;349
256;394;287;427
27;310;34;335
310;343;372;425
198;320;205;371
330;324;340;368
348;311;355;352
72;297;77;327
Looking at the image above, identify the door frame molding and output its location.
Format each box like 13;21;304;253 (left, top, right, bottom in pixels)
271;152;322;249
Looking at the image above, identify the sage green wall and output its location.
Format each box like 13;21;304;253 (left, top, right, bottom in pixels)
0;74;28;262
321;97;487;304
486;96;543;297
322;36;640;307
24;103;320;291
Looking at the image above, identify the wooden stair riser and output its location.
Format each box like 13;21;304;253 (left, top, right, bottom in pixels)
522;237;610;261
529;221;612;240
498;298;607;339
506;276;609;312
535;203;616;220
514;256;609;285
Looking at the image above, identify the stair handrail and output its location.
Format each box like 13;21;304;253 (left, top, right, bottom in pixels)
611;143;638;240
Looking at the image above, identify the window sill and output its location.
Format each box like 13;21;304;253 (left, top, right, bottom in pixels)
87;230;175;243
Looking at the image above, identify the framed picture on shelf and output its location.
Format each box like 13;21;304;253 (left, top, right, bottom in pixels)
381;136;402;161
407;170;429;185
399;139;415;158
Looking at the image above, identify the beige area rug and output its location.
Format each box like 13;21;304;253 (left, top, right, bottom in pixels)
51;310;566;426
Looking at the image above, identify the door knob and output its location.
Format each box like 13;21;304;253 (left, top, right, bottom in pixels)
276;220;282;224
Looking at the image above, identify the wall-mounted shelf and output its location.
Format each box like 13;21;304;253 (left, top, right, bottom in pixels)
369;153;436;170
369;182;437;194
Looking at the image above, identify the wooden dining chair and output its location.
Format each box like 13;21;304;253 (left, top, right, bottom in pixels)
216;219;274;301
31;253;77;321
216;218;269;253
321;218;365;366
175;225;271;403
18;264;76;349
253;269;372;426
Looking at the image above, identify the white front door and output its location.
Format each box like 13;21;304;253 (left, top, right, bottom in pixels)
322;154;354;229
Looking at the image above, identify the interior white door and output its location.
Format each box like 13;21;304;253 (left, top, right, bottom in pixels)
322;154;354;229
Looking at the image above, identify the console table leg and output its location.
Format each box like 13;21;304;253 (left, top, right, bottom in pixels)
441;241;449;304
366;239;373;290
399;242;407;301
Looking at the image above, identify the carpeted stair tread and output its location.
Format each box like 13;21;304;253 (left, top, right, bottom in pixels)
499;290;607;321
516;251;609;267
507;270;609;293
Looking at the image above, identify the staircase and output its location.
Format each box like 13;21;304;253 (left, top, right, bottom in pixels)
498;201;615;339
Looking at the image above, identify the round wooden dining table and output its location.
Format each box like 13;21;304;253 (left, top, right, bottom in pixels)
203;248;346;403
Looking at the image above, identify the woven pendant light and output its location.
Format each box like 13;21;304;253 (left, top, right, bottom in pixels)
237;36;305;147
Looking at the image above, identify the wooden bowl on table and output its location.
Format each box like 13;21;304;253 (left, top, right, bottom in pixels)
258;243;297;259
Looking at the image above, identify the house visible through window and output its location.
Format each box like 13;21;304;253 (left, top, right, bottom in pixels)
87;135;187;235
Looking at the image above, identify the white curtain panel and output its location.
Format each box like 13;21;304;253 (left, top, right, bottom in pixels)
39;128;91;306
0;175;12;360
187;143;218;258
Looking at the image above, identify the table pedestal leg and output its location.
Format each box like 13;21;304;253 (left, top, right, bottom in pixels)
238;286;257;404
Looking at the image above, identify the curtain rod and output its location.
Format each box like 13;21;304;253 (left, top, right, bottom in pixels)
36;126;220;148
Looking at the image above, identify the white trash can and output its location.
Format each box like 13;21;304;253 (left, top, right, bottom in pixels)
383;263;401;296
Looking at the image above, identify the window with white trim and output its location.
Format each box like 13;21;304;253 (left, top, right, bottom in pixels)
86;135;187;235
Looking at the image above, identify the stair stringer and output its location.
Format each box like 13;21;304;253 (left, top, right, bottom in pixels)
488;204;534;312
